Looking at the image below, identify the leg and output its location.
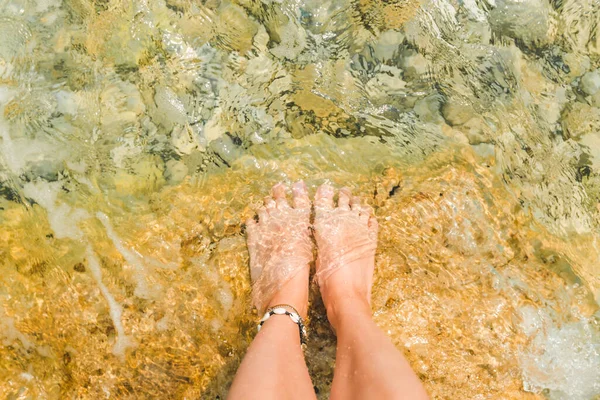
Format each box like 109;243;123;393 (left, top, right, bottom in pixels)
228;272;316;400
327;298;429;400
228;182;316;400
313;184;429;400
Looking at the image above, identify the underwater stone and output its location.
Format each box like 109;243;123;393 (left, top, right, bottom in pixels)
580;70;600;96
414;95;443;124
442;99;475;126
269;19;307;61
285;108;315;138
562;103;600;139
113;156;166;194
54;90;79;116
488;0;552;46
28;160;61;182
460;118;492;145
154;87;188;128
461;0;488;22
591;91;600;108
164;159;188;184
461;20;493;45
209;135;241;166
372;30;404;62
253;25;269;53
0;17;32;61
399;49;430;77
365;65;407;100
203;109;226;143
171;124;204;155
110;135;143;168
562;53;591;80
214;3;259;54
578;133;600;171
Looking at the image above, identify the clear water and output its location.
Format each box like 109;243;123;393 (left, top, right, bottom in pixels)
1;0;599;398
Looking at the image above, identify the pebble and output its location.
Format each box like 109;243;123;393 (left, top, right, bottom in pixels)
580;70;600;96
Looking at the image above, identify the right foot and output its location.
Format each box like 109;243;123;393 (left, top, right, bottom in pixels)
313;184;379;330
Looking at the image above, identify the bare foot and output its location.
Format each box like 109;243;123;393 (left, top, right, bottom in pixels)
246;182;313;317
313;184;378;330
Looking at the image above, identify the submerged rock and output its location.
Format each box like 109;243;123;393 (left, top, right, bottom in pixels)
399;49;430;77
442;99;476;126
153;86;188;129
164;159;188;184
562;102;600;139
209;135;242;166
0;17;32;61
580;69;600;97
413;95;443;124
371;30;404;62
488;0;553;46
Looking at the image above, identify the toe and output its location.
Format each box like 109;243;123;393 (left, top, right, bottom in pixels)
292;180;310;210
257;206;269;221
246;217;257;235
338;187;351;210
246;217;257;227
368;216;379;237
272;182;290;209
315;183;334;211
350;196;361;210
264;196;277;212
359;205;372;224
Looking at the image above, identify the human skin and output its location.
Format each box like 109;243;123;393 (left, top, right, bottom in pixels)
228;182;316;400
227;182;429;400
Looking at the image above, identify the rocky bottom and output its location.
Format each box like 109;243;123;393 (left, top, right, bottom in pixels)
1;136;598;399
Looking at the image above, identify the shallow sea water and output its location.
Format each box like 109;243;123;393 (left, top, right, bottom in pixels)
1;0;600;398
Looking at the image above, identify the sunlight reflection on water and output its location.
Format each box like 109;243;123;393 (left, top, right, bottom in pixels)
0;0;599;398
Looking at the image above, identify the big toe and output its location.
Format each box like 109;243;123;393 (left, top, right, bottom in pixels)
338;187;352;210
315;183;334;212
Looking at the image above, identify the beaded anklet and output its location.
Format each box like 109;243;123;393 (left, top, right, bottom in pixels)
257;304;307;345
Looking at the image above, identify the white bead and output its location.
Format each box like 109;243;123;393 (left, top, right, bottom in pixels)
272;307;286;315
260;312;270;322
290;313;300;323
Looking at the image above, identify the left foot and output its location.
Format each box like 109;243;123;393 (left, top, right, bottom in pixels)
246;182;313;317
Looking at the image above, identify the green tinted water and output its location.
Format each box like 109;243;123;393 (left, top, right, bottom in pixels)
0;0;599;398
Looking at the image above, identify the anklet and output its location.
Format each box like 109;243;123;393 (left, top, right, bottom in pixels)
266;303;301;316
258;306;307;345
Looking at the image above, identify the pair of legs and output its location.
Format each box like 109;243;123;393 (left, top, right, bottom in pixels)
228;183;429;400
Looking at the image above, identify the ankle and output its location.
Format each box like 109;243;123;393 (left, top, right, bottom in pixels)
266;298;308;319
265;269;309;318
325;295;372;330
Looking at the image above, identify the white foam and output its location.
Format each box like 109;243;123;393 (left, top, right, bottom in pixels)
0;104;23;174
519;307;600;399
0;304;34;349
0;96;71;178
156;314;169;331
85;246;136;359
96;212;161;299
19;372;34;381
18;182;140;360
22;181;89;240
217;286;233;314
